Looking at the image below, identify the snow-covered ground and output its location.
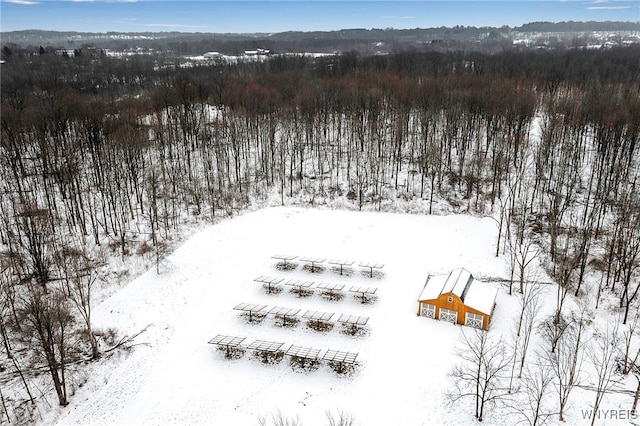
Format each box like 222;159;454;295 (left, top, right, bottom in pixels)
43;207;632;425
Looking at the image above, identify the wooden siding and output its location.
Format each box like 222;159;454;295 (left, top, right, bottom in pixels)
418;292;493;330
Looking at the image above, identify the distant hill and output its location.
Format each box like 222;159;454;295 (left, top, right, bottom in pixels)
514;21;639;33
1;21;638;55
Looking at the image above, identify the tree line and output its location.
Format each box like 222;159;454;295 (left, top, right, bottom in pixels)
0;45;639;420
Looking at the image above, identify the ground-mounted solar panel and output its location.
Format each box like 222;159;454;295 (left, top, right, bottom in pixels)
247;340;285;353
328;259;355;275
359;261;385;278
247;339;287;364
285;279;315;289
208;334;246;347
322;349;358;364
268;306;301;317
337;314;369;326
329;259;354;267
233;303;268;322
299;257;327;273
208;334;247;359
286;345;321;360
272;255;299;271
254;276;285;285
316;282;346;301
358;261;385;269
233;303;268;313
302;310;335;321
316;282;345;291
271;254;298;262
284;279;315;297
299;256;327;264
349;286;377;295
349;285;378;303
254;276;285;294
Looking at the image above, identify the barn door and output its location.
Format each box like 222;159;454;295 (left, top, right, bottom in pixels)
465;312;483;329
420;303;435;318
439;308;458;324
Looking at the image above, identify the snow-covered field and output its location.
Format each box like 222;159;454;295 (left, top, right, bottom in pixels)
43;207;629;425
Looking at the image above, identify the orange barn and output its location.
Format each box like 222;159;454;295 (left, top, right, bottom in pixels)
417;268;497;330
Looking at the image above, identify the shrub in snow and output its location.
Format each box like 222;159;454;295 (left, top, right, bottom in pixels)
276;262;298;271
289;288;314;298
303;264;324;274
253;350;285;365
307;320;334;332
289;356;320;372
328;361;357;376
320;290;344;302
340;323;368;337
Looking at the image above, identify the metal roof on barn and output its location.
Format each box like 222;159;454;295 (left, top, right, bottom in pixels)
417;268;497;315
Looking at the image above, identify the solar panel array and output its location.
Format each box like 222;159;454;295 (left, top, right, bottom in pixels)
268;306;301;318
211;254;385;372
299;256;327;264
254;276;285;285
322;349;359;365
271;254;298;262
247;340;285;353
349;286;378;295
358;261;385;269
284;279;315;289
302;310;335;322
208;334;246;347
233;303;267;313
316;282;345;291
271;254;384;277
328;259;354;266
286;345;322;360
337;314;369;326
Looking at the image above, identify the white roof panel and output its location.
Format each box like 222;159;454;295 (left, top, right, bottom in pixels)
417;268;498;315
417;274;448;301
462;281;498;315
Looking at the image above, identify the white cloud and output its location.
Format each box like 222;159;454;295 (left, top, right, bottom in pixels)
2;0;40;5
402;16;416;19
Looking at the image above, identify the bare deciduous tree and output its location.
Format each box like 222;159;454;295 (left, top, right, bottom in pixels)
449;329;512;422
547;308;587;421
54;244;103;359
508;361;554;426
18;285;75;406
325;409;357;426
588;322;622;426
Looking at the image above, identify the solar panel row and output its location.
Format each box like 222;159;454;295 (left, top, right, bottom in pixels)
209;337;359;365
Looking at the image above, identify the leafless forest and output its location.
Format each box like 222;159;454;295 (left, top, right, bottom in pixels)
0;44;639;422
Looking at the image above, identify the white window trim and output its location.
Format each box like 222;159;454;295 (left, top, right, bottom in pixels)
421;303;436;318
465;312;483;329
439;308;458;324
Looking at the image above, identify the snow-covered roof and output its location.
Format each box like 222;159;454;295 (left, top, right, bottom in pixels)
463;280;498;315
418;268;497;315
442;268;473;296
418;274;449;301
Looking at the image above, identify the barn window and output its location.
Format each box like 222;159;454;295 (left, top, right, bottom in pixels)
439;308;458;324
465;312;483;329
420;303;435;318
447;296;453;302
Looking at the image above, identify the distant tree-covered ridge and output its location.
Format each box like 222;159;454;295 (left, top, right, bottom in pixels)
1;20;637;54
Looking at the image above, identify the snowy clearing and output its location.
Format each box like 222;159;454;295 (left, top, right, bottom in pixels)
45;207;629;425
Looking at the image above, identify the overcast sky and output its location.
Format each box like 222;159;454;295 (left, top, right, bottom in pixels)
1;0;638;33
